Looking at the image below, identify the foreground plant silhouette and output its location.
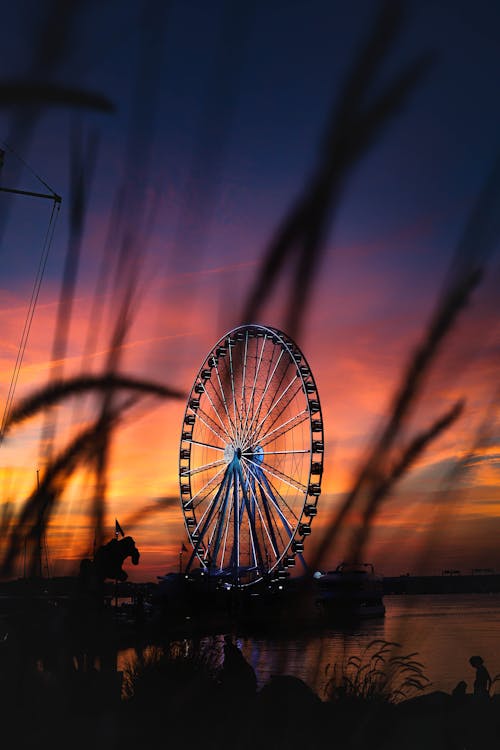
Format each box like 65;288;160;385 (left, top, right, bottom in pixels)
0;373;184;577
122;642;219;704
324;639;430;705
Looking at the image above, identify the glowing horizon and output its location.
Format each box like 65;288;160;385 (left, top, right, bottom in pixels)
1;253;498;582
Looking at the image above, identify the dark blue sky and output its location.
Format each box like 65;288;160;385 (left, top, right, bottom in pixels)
2;0;500;288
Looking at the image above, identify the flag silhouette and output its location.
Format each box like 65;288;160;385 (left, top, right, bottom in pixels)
181;542;188;553
115;519;125;538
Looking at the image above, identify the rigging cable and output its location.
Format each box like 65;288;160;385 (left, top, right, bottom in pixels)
0;173;61;443
0;138;59;199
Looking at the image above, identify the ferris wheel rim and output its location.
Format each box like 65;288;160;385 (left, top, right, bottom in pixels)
178;323;324;587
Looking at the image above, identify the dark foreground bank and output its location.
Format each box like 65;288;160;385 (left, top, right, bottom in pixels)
1;577;500;749
1;634;499;750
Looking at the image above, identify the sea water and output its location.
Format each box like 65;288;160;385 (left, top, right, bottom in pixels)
236;594;500;695
118;594;500;697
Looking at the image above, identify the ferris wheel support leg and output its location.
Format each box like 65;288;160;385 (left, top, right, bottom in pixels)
211;468;233;568
236;463;266;578
186;467;229;573
233;465;240;585
256;482;280;558
251;474;278;557
297;553;308;573
257;467;294;541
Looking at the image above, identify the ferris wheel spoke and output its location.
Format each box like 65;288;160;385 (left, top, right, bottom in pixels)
243;455;306;494
256;457;308;493
232;465;240;576
219;481;234;571
258;466;301;527
243;467;299;538
191;473;227;513
248;362;288;435
212;358;237;441
194;479;226;535
239;330;249;435
208;469;233;566
255;474;288;553
185;439;225;452
236;462;266;575
249;375;299;445
250;449;310;455
194;407;230;444
257;410;309;449
254;408;309;449
241;460;279;560
261;354;291;421
244;469;294;559
186;463;227;509
187;468;231;567
202;381;236;442
241;334;267;441
251;379;304;447
227;340;241;443
193;466;230;537
207;383;236;440
243;459;296;533
238;476;258;568
198;401;233;442
244;349;285;441
206;472;230;555
181;458;226;477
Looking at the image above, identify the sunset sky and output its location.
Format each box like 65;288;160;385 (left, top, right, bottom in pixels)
0;0;499;581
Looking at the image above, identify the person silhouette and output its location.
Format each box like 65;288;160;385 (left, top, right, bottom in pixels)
220;635;257;698
469;655;491;698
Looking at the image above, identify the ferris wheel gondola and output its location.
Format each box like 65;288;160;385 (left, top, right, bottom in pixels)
179;324;324;587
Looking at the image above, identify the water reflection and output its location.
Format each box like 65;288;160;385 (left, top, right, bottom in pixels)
118;595;500;697
240;618;386;696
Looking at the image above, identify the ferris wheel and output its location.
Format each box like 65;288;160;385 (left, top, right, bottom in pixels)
179;324;324;587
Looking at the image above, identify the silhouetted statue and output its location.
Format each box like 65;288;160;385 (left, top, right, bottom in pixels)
469;655;491;698
94;536;140;581
70;538;140;687
77;536;140;614
79;535;139;588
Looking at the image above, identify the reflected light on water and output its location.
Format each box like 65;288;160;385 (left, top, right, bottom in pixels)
239;595;500;696
118;595;500;698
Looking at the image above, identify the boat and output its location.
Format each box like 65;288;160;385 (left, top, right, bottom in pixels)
314;562;385;620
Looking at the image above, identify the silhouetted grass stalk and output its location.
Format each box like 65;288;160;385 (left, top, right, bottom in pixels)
324;639;430;704
242;0;433;339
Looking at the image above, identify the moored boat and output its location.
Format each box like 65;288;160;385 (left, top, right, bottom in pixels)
314;562;385;620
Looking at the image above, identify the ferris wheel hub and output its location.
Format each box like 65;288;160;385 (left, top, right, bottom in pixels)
223;444;235;464
252;444;264;465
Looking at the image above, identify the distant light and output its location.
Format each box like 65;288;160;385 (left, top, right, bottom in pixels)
278;585;283;590
313;571;323;579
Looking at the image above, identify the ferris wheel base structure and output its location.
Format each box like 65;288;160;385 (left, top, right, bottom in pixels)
179;324;324;589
